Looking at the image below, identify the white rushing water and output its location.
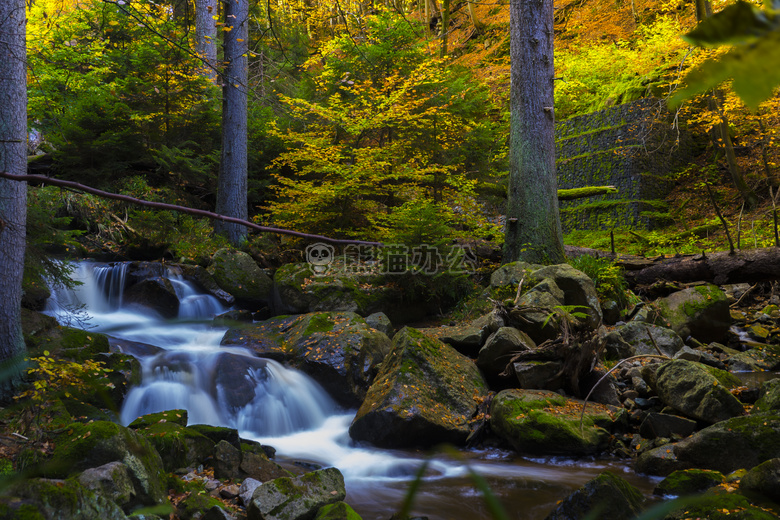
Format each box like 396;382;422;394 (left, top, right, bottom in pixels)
46;261;656;520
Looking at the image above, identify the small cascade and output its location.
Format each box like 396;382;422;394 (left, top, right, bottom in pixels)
92;263;129;309
167;274;225;319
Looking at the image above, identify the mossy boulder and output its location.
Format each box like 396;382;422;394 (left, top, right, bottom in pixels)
639;413;780;476
50;421;167;506
660;488;778;520
655;360;745;424
544;471;645;520
130;417;215;472
739;457;780;503
208;249;273;310
239;443;292;482
420;311;503;357
531;264;603;329
0;477;130;520
607;322;684;359
314;501;363;520
349;327;488;448
246;467;346;520
490;389;613;456
754;378;780;413
653;469;725;496
509;289;564;344
488;261;540;289
655;284;731;343
179;264;235;306
728;344;780;372
272;263;410;322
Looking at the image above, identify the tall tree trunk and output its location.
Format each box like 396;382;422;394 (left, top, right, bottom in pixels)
504;0;564;265
195;0;218;80
440;0;449;57
216;0;249;246
0;0;27;401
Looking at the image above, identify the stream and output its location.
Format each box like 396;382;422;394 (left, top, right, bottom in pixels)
45;261;660;519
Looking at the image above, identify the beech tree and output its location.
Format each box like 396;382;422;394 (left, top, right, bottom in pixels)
0;0;27;399
215;0;249;246
504;0;565;264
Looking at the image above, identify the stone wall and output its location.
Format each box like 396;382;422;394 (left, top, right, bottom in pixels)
556;97;695;231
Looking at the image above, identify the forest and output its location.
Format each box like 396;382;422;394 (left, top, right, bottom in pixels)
3;0;780;517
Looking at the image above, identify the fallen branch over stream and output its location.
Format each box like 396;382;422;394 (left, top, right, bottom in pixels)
0;172;382;246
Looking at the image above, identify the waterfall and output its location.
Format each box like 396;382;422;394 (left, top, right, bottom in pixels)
45;260;655;520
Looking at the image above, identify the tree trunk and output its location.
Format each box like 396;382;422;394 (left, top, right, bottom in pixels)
195;0;218;80
504;0;564;265
216;0;249;246
0;0;27;401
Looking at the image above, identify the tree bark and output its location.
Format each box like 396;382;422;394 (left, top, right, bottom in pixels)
0;0;27;401
195;0;218;80
504;0;565;265
216;0;249;246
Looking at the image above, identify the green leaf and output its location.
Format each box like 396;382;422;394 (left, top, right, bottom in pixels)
670;29;780;110
683;1;775;47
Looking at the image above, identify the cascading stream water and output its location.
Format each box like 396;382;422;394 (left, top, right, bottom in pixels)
45;261;657;520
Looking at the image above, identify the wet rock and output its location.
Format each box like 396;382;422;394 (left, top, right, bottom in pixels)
209;249;273;310
544;471;644;520
349;327;488;448
77;461;137;512
477;327;535;385
247;467;346;520
214;440;242;479
655;360;744;424
639;413;780;475
124;276;180;319
422;311;503;357
728;344;780;372
639;412;697;439
51;420;167;506
739;457;780;503
673;345;725;369
0;477;130;520
490;389;612;456
365;312;393;337
239;478;263;506
655;284;731;343
179;264;235;306
187;424;241;450
531;264;603;329
513;361;564;391
653;468;725;496
634;442;690;476
212;353;273;411
239;445;292;482
222;312;391;407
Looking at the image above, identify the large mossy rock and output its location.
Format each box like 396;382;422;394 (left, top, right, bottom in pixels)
659;489;778;520
222;312;391;406
655;360;745;424
208;249;273;309
128;410;215;472
50;421;167;506
739;458;780;503
754;378;780;413
246;467;346;520
348;327;488;448
273;263;411;322
636;413;780;476
490;389;613;456
0;477;130;520
544;471;645;520
655;284;731;343
77;461;139;512
653;469;725;496
419;311;503;357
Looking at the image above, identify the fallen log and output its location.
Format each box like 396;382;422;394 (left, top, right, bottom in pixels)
566;245;780;287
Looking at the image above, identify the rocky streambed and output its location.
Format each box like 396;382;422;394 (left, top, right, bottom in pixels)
4;251;780;519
